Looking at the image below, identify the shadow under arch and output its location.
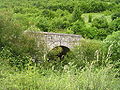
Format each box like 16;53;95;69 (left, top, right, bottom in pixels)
47;46;70;60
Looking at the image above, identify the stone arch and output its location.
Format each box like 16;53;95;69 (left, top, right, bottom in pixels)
48;42;72;51
47;45;70;60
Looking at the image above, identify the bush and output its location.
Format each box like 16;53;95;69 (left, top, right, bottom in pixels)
104;31;120;61
70;20;85;34
41;9;55;19
111;12;120;20
0;12;22;48
92;17;108;29
108;18;120;33
46;2;74;13
51;17;70;30
115;0;120;4
79;1;109;13
36;17;50;32
72;5;83;22
81;27;108;40
14;7;23;13
65;39;105;68
0;12;43;69
71;26;107;40
79;27;98;39
95;28;108;40
88;1;107;13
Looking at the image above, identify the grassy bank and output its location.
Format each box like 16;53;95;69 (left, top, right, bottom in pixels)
0;58;120;90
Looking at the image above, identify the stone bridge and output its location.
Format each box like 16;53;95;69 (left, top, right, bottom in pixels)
24;31;82;51
24;31;82;59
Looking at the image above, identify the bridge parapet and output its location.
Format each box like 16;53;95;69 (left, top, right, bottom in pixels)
24;31;82;50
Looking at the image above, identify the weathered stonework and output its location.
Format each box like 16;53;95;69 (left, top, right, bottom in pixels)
24;31;82;51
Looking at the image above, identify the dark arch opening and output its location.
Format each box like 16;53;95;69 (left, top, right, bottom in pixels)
57;46;70;60
47;46;70;60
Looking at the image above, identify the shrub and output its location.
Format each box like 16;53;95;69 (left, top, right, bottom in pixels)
81;27;108;40
0;12;44;69
115;0;120;4
79;27;98;39
65;39;105;68
108;18;120;33
0;12;22;48
104;31;120;61
46;2;74;13
79;1;109;13
72;5;83;22
14;7;23;13
13;14;32;29
41;9;55;19
36;17;50;32
111;12;120;20
88;1;107;13
71;26;107;40
70;20;85;34
55;9;70;18
51;17;70;30
95;28;108;40
92;17;108;29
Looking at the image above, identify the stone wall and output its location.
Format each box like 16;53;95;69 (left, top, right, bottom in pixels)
24;31;82;51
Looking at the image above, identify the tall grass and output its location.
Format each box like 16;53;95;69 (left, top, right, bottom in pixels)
0;60;120;90
1;38;119;90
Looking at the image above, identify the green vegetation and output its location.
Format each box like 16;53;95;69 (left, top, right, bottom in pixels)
0;0;120;90
0;60;120;90
0;0;119;40
104;31;120;61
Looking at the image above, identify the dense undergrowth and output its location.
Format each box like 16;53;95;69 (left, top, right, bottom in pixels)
0;0;120;40
0;59;120;90
0;0;120;90
0;16;120;89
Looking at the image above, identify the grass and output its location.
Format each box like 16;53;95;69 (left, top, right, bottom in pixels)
0;58;120;90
